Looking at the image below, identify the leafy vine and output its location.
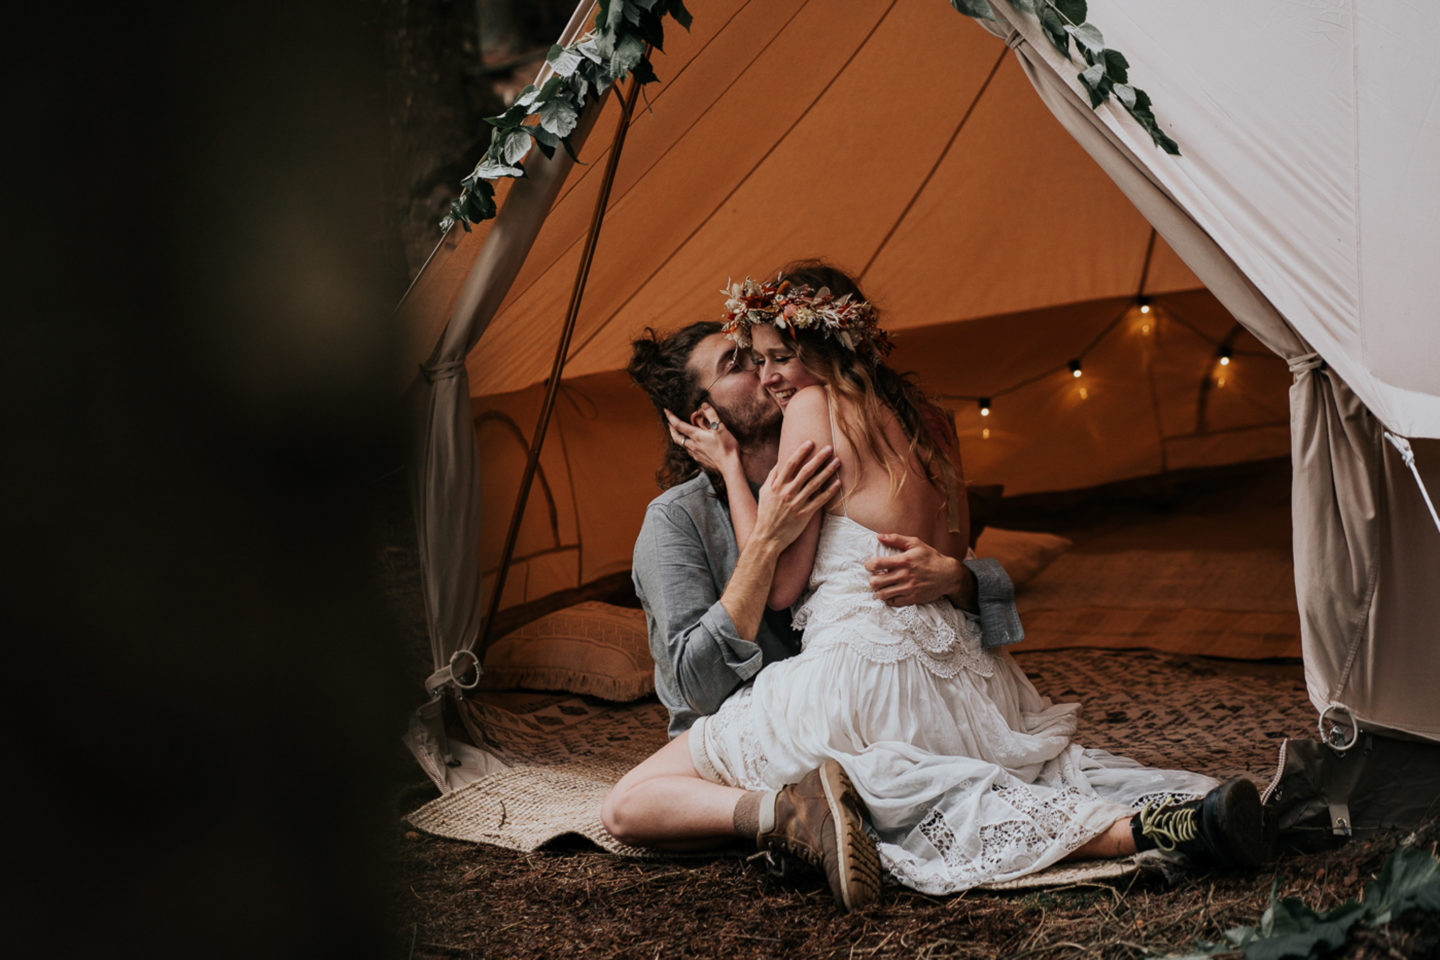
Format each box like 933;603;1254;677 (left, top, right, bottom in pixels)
951;0;1178;154
442;0;692;231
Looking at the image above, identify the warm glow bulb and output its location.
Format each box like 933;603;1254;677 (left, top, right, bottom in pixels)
1139;303;1151;315
1219;355;1231;366
1072;368;1082;378
980;407;990;417
1068;359;1083;378
979;398;991;417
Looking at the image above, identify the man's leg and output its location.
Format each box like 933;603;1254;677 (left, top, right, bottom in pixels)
601;731;749;851
601;732;883;910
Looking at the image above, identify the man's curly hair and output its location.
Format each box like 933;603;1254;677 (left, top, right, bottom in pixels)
627;321;723;491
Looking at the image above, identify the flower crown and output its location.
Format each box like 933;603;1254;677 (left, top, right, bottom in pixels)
720;275;894;357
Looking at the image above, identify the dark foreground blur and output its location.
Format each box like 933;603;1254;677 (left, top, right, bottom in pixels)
4;3;413;956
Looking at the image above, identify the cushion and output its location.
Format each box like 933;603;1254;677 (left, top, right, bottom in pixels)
482;602;653;701
974;527;1074;587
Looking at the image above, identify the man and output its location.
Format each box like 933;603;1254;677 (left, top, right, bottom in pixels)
610;321;1022;910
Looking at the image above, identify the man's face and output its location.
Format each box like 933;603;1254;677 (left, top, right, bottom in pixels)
687;333;780;447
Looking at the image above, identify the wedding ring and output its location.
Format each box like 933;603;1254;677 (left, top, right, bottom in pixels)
681;436;688;447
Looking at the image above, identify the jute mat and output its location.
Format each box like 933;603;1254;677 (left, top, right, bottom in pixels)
405;649;1310;885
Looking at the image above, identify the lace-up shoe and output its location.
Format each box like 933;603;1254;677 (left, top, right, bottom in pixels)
1134;777;1263;868
757;760;882;911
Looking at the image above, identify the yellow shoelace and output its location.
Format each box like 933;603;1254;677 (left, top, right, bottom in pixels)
1137;801;1198;852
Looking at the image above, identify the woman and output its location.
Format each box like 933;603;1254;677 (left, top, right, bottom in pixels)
604;262;1260;908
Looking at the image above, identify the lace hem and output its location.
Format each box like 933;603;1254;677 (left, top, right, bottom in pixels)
886;778;1100;892
793;594;994;679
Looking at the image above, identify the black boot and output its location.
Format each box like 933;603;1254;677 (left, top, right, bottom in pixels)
1131;777;1263;868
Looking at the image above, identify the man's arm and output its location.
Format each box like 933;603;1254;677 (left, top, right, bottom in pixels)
634;443;838;728
865;535;1024;648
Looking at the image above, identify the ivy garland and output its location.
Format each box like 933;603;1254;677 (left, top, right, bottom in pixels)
442;0;692;231
444;0;1175;232
951;0;1178;154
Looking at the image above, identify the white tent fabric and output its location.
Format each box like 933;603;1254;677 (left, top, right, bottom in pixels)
397;0;1440;784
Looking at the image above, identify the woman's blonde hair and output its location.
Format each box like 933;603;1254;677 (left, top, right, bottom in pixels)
773;260;961;519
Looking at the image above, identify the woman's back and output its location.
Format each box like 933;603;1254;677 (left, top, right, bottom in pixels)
780;384;967;564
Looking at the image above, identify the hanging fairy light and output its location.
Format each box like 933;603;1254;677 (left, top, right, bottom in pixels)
979;397;991;417
1068;359;1083;378
1218;346;1232;366
1138;296;1151;315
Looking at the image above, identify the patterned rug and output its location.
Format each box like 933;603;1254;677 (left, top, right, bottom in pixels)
405;649;1311;884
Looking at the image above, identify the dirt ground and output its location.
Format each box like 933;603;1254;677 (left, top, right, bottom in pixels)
371;471;1439;960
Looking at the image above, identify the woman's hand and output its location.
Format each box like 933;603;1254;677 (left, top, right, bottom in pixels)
665;402;740;476
752;440;840;551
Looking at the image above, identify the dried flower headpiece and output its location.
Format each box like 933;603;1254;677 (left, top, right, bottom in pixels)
720;275;894;357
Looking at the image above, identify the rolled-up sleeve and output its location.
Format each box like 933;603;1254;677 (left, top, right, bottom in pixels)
964;555;1024;649
633;501;763;736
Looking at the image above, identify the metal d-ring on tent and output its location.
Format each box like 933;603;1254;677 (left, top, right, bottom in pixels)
398;0;1440;792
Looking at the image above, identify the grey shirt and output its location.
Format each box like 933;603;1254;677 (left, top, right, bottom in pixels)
632;473;1022;738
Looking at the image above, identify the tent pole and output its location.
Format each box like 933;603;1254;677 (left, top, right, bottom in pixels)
477;72;644;656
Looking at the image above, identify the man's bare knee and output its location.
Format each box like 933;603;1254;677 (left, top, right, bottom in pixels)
600;783;636;844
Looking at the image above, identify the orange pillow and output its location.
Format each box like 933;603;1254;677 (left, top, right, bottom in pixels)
481;602;653;701
974;527;1073;587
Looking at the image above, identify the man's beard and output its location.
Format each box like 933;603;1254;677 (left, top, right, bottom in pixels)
709;394;781;451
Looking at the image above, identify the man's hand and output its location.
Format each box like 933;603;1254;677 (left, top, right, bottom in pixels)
867;533;977;612
753;440;839;550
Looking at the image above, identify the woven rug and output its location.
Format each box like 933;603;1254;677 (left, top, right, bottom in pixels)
406;649;1311;884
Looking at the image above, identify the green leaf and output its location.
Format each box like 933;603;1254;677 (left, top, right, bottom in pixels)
1362;848;1440;925
1064;22;1105;56
538;97;579;137
574;37;604;63
1038;6;1069;56
547;43;583;78
473;158;525;179
1102;48;1129;81
1114;82;1137;109
1011;0;1037;12
609;30;647;79
631;55;659;86
1051;0;1087;26
1080;62;1105;88
666;0;693;30
499;127;532;165
948;0;996;19
638;10;667;50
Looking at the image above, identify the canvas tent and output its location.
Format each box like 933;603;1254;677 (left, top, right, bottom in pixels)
397;0;1440;789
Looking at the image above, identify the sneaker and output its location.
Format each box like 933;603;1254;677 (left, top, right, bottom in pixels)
1134;777;1264;868
757;760;882;911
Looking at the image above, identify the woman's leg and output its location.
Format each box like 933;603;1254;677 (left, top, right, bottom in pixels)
601;730;754;851
1063;817;1137;861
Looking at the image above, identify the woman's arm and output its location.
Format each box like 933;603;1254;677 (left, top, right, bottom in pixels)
767;385;835;609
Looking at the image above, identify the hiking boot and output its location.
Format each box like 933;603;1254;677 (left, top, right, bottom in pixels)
1133;777;1264;868
756;760;882;911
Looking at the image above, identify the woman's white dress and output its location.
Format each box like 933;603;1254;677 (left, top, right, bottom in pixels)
690;513;1217;893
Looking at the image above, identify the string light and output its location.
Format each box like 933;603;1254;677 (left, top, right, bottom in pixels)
1068;359;1083;378
1138;296;1151;315
1218;346;1232;366
979;397;991;417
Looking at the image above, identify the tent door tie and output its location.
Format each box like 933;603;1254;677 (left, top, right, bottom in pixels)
1384;432;1440;535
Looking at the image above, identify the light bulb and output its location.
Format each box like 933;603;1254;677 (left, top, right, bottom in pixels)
1219;355;1231;366
979;398;991;417
1069;359;1083;378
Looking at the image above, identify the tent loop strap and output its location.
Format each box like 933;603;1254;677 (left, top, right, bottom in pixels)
1318;702;1360;752
1004;28;1024;50
422;360;467;384
423;648;482;697
1287;352;1324;374
1384;431;1440;534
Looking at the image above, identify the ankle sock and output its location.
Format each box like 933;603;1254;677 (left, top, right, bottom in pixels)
733;790;779;840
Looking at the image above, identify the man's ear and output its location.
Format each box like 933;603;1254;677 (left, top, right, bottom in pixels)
689;403;711;429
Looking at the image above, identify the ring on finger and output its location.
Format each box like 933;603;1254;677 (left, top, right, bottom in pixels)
708;420;721;431
681;436;688;448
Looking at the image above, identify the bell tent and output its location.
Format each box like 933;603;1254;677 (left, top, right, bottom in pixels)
395;0;1440;790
